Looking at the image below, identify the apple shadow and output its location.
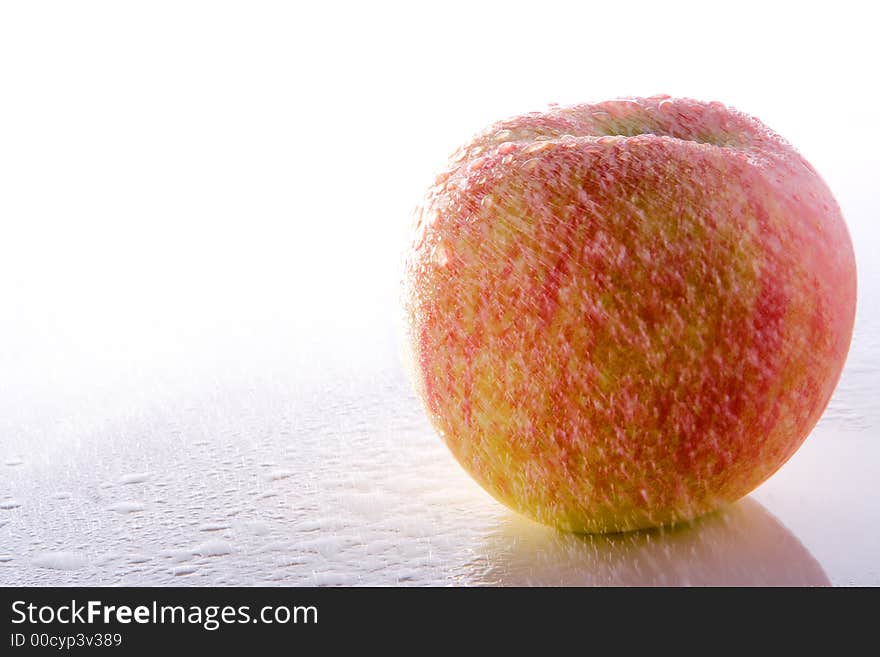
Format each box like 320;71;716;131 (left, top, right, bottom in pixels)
477;497;829;586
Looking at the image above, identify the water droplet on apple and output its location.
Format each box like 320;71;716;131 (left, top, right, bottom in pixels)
524;142;551;154
521;158;541;173
432;243;449;268
467;157;489;172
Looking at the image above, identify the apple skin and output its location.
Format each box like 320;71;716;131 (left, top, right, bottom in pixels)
402;96;857;533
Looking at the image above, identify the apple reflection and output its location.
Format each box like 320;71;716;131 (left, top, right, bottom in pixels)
475;497;829;586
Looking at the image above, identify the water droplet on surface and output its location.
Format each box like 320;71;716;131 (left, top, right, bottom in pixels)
0;500;22;510
237;520;273;536
118;473;152;485
194;540;234;557
4;457;23;467
171;566;197;577
32;551;88;570
164;549;195;563
108;501;145;514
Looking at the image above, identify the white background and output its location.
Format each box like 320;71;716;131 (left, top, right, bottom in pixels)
0;1;878;585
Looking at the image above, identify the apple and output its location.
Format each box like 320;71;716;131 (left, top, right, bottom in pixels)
401;96;857;533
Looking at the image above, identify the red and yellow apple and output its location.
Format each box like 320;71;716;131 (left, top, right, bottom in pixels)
402;96;857;533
